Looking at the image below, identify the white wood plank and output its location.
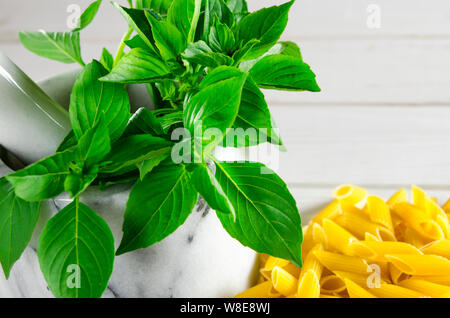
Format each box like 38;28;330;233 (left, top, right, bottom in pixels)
215;104;450;187
2;0;450;41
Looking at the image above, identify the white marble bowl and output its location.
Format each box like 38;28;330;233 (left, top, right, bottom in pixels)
0;68;258;297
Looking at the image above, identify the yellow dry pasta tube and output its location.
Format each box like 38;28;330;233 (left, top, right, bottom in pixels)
271;266;298;296
386;254;450;276
367;195;393;230
387;188;408;208
311;200;340;225
313;250;369;274
369;283;424;298
351;241;422;262
393;202;445;240
322;219;376;257
398;278;450;298
344;279;376;298
236;185;450;298
333;185;367;206
296;270;320;298
320;275;346;294
420;240;450;259
235;281;280;298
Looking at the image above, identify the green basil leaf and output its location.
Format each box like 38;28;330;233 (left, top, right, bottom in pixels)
146;11;186;61
124;34;148;49
57;130;77;152
76;117;111;168
100;134;173;174
231;38;260;63
226;0;248;16
167;0;196;43
5;150;75;201
234;1;294;60
123;107;165;137
37;199;114;298
192;164;234;216
214;161;303;266
117;162;198;254
111;2;158;55
204;0;234;32
99;47;114;71
136;0;172;14
0;178;40;278
98;171;139;190
183;41;233;67
19;31;84;65
64;167;98;199
100;48;172;84
249;54;320;92
239;41;302;72
276;41;302;59
136;154;168;180
159;110;183;133
70;60;131;140
183;66;247;153
73;0;102;31
208;18;236;53
225;77;282;147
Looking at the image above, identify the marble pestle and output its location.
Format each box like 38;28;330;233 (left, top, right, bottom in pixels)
0;51;70;164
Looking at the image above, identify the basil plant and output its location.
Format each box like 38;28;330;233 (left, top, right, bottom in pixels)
1;0;320;297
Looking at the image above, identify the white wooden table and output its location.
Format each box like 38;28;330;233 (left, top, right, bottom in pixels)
1;0;450;222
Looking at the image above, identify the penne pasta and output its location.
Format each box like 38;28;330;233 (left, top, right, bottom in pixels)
322;219;376;257
427;199;450;237
334;270;387;288
320;275;346;294
351;241;422;262
271;266;298;297
299;244;323;280
297;270;321;298
389;263;409;285
369;283;425;298
413;275;450;286
302;224;315;258
386;254;450;276
260;255;290;280
320;294;341;298
235;281;280;298
312;222;328;249
333;185;367;206
420;239;450;259
344;278;377;298
313;250;369;274
392;202;445;240
335;209;396;242
367;195;393;231
411;185;429;214
365;232;381;242
238;185;450;298
404;228;429;248
387;188;408;208
398;278;450;298
442;199;450;214
283;263;301;278
264;256;290;271
311;200;340;225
